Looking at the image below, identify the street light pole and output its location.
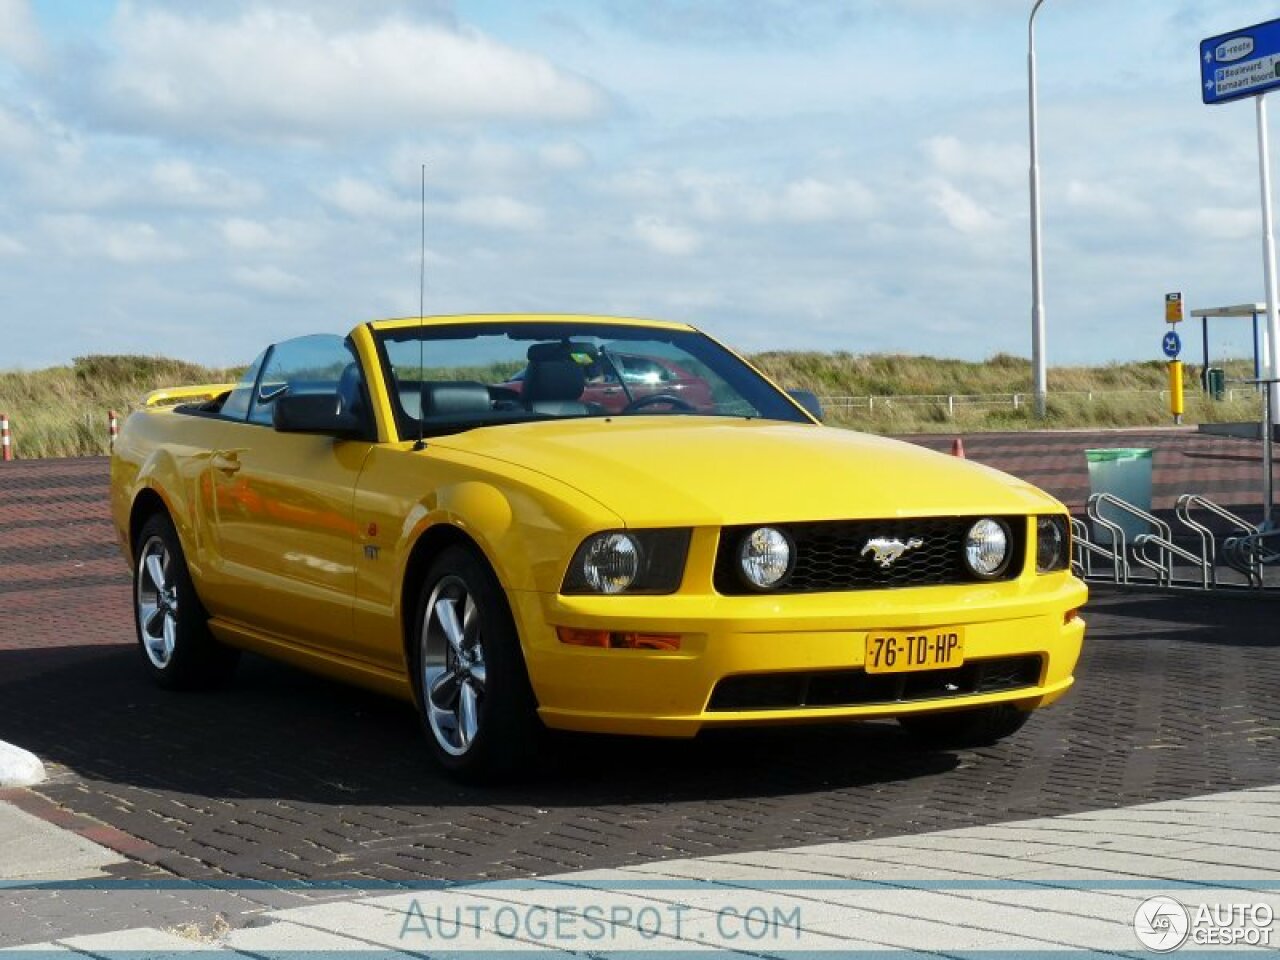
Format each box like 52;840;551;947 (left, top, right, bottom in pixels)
1028;0;1050;418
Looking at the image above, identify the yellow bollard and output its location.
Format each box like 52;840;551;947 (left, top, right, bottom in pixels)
1168;360;1184;425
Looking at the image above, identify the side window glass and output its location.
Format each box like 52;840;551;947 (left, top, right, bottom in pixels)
246;334;362;427
220;350;267;421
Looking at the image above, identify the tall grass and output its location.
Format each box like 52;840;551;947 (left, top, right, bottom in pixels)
748;352;1262;433
0;352;1264;458
0;356;240;459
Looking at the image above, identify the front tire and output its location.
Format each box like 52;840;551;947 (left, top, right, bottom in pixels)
898;704;1030;749
411;544;542;782
133;512;239;689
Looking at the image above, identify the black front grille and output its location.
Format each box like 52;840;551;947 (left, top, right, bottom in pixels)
707;655;1043;712
714;517;1026;594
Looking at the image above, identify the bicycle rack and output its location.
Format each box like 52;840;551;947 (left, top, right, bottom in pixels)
1072;492;1277;592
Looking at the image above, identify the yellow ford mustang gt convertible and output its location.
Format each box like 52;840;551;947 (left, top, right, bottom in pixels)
111;315;1086;779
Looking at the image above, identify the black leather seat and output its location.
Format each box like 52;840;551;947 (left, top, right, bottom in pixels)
413;381;493;419
524;343;592;416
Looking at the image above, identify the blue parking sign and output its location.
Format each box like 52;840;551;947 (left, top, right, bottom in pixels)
1202;18;1280;105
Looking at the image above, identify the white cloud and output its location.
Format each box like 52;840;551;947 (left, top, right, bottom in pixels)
41;214;186;264
929;180;1001;235
322;177;410;221
1186;206;1258;242
149;160;263;209
607;169;873;224
220;218;297;252
389;138;592;193
634;215;702;255
538;142;591;172
0;0;45;71
232;265;306;295
94;8;606;141
322;176;543;231
0;102;40;155
601;168;672;202
447;195;544;231
924;135;1022;189
771;177;875;223
1064;179;1149;220
0;233;26;256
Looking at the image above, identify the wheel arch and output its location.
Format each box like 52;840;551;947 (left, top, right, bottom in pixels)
128;486;173;559
400;523;495;670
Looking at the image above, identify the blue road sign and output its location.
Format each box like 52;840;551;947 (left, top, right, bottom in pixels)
1162;330;1182;359
1202;18;1280;105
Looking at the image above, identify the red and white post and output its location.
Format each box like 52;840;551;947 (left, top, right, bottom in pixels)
108;409;119;451
1;413;11;462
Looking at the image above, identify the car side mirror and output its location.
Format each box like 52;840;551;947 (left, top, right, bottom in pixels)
788;389;824;422
272;393;364;438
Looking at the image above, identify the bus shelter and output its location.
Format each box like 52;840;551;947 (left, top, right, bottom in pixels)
1190;302;1267;387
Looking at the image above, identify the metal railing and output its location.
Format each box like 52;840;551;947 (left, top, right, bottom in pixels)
817;387;1240;418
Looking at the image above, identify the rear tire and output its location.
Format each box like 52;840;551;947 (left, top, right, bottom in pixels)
898;704;1029;749
411;544;542;782
133;512;239;690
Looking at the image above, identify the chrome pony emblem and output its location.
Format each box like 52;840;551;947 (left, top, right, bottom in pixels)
861;537;924;568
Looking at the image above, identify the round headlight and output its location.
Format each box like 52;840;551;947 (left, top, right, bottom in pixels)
739;527;793;589
581;533;640;594
964;518;1010;578
1036;516;1066;572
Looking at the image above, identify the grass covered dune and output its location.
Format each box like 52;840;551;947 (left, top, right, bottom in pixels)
0;352;1262;459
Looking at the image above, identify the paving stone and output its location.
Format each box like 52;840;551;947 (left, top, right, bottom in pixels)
3;443;1280;946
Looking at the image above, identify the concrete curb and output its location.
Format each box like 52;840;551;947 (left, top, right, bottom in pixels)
0;740;46;787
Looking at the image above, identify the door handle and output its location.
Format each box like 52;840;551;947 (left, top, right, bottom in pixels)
211;452;241;475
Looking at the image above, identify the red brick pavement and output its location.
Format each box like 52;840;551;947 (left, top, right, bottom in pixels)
0;430;1272;663
3;437;1280;944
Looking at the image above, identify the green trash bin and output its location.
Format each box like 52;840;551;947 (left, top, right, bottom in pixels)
1086;448;1153;546
1206;367;1226;401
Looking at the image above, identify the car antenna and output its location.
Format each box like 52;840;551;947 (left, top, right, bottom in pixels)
413;161;427;451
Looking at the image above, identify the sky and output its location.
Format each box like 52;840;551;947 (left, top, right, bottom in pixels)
1;0;1279;368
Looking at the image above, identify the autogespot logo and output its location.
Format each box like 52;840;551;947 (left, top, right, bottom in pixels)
1134;896;1190;952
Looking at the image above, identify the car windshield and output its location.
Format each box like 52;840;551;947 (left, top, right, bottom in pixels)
374;320;808;437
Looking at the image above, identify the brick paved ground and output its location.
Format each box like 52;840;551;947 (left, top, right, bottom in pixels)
1;433;1278;944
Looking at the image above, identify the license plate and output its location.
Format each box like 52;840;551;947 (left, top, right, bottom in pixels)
864;628;964;674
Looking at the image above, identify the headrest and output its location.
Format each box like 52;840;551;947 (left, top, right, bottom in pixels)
524;358;585;404
419;381;492;418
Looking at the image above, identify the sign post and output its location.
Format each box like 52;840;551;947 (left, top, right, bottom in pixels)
1162;323;1184;425
1202;19;1280;425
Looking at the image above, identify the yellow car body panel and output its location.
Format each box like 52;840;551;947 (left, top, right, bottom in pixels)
111;314;1087;740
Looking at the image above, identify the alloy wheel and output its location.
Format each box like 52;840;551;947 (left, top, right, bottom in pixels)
421;575;487;756
136;534;179;669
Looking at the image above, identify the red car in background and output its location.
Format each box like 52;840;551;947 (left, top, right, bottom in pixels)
498;351;715;414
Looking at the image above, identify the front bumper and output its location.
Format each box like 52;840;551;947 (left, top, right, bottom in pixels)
512;572;1087;737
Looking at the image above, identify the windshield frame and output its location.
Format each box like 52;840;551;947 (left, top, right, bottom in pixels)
370;320;811;441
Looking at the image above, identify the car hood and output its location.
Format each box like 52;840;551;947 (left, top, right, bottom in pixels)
429;417;1064;526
